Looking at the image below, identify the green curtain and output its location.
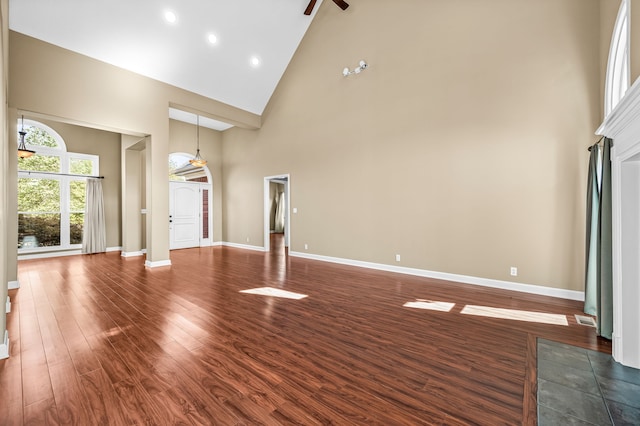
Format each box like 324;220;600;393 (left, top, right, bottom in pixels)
597;138;613;339
584;145;600;316
584;138;613;339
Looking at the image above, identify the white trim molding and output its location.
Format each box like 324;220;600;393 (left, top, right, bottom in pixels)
222;242;266;252
5;296;11;314
19;246;122;260
597;75;640;369
144;259;172;268
19;249;82;260
8;281;19;290
0;331;9;360
289;251;584;301
121;251;144;258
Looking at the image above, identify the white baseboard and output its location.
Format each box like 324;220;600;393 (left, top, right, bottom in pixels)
19;249;82;260
222;242;266;252
8;281;19;290
288;251;584;302
19;246;122;260
211;241;223;247
121;251;144;258
0;331;9;360
144;259;172;268
5;296;10;314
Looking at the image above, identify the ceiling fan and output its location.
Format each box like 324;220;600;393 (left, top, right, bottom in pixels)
304;0;349;15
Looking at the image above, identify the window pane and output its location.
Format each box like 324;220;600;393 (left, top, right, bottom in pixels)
169;154;189;181
70;213;84;245
70;181;86;211
23;125;60;148
18;178;60;212
18;213;61;248
18;154;61;172
203;189;209;239
70;158;94;175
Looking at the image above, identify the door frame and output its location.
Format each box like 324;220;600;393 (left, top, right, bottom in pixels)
169;180;213;249
264;174;290;252
168;152;214;249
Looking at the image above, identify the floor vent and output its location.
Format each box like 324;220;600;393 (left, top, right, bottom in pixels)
574;314;596;327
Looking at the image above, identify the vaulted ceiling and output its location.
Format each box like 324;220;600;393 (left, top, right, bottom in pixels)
9;0;327;130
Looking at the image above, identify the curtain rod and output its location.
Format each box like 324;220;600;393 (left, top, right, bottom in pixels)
588;136;605;152
22;170;104;179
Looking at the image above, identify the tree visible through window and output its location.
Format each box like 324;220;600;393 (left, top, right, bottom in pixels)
17;120;99;251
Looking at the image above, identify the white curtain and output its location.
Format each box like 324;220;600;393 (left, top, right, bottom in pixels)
274;191;285;233
82;178;106;254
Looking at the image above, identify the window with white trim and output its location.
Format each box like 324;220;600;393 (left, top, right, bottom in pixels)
604;0;630;117
17;119;99;252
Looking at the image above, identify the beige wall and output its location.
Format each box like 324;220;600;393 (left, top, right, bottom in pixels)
631;0;640;82
222;0;603;291
121;135;145;253
1;0;8;342
1;0;627;307
168;119;223;242
8;31;259;263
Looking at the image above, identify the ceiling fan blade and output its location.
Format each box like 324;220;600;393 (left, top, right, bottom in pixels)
332;0;350;10
304;0;317;15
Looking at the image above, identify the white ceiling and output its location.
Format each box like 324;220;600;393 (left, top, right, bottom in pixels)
9;0;326;130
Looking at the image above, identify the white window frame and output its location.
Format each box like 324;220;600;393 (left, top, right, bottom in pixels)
17;120;99;253
604;0;631;117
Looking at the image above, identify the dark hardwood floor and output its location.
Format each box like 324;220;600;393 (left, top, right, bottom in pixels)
1;234;610;425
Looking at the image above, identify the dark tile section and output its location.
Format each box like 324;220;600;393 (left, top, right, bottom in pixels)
538;405;601;426
607;400;640;425
537;338;640;426
590;356;640;387
538;358;600;395
598;376;640;409
538;379;610;425
538;340;593;371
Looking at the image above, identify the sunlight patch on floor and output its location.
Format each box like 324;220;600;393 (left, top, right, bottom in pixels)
460;305;568;326
240;287;308;300
403;300;456;312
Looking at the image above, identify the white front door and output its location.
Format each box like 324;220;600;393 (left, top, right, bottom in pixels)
169;181;200;250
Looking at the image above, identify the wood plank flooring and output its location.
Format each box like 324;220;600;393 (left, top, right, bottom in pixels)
0;235;610;425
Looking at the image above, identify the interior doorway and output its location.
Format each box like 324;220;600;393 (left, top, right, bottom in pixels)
169;153;213;250
264;174;290;252
169;181;200;249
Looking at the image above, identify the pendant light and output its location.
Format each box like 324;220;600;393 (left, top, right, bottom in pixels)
189;115;207;167
18;115;36;158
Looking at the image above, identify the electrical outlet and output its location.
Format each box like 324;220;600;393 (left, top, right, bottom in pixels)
510;267;518;276
395;254;401;262
246;237;250;243
304;244;308;250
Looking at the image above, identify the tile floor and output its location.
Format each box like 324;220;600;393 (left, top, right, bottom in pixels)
537;338;640;425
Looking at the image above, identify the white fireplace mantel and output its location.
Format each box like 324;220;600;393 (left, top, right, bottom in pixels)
597;76;640;370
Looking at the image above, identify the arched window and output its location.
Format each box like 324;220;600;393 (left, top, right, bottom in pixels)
18;119;99;252
604;0;630;117
168;152;209;183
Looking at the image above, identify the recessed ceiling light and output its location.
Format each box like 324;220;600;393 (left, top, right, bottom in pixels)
207;33;218;44
164;10;177;24
250;56;261;67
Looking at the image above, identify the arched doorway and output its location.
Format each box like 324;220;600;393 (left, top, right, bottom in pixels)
169;153;213;249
